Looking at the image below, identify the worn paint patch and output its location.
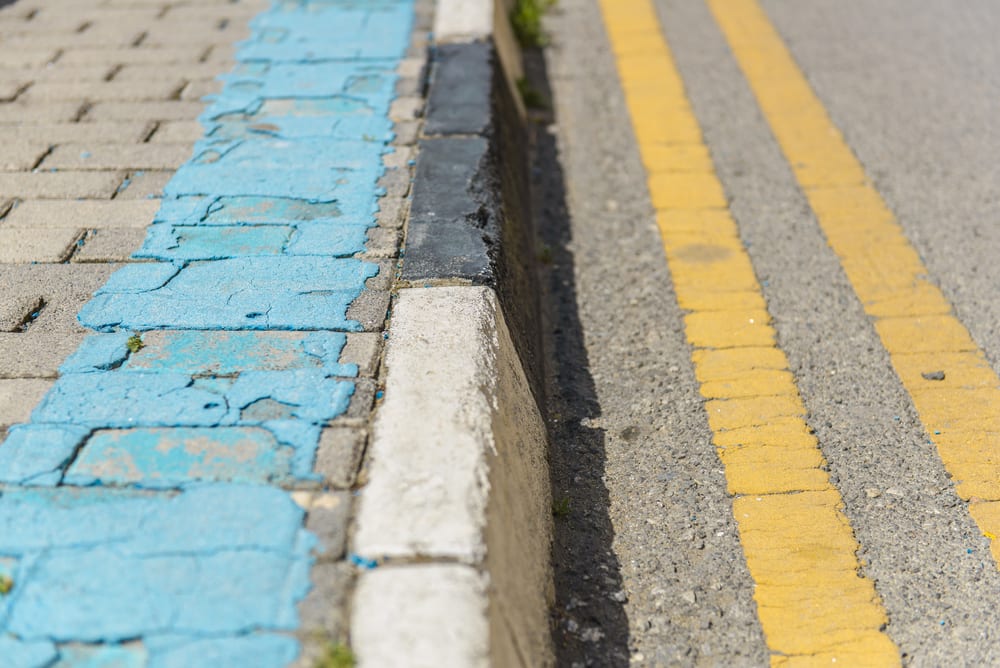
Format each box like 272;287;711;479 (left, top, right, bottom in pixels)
0;0;413;658
79;257;378;332
65;428;295;488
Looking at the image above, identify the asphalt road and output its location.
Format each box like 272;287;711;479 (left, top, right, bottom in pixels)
537;0;1000;665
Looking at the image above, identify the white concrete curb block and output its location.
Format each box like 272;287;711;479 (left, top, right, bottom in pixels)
353;286;554;667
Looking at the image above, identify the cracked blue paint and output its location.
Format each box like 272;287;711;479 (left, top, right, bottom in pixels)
0;0;412;663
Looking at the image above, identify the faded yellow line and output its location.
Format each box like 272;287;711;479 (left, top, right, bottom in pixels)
706;0;1000;564
597;0;899;664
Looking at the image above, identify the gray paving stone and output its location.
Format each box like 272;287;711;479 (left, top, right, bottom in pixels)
0;141;49;171
73;228;147;262
114;170;171;199
0;171;124;199
0;122;153;144
112;63;235;82
142;25;250;46
179;79;222;101
0;378;52;427
314;428;366;489
388;95;424;122
4;199;159;229
21;80;183;103
375;195;407;230
361;226;400;259
42;143;192;170
0;264;116;337
392;120;420;146
304;493;351;561
0;79;25;102
58;47;211;66
83;101;206;122
22;64;117;83
0;294;43;332
148;120;204;144
295;561;352;639
0;101;83;123
0;332;87;379
1;30;145;48
0;50;57;68
341;333;381;377
0;228;83;263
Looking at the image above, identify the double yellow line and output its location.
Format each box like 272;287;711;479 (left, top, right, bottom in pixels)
601;0;1000;663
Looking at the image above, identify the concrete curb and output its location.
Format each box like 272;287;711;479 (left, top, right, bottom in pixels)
351;1;554;666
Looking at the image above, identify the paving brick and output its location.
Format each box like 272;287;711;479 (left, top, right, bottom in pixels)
0;228;83;263
203;44;237;65
0;79;25;102
0;122;152;144
73;228;147;262
159;4;266;22
0;293;43;332
0;264;115;337
0;379;53;427
148;120;204;143
83;101;206;122
114;170;171;199
21;80;183;103
0;101;84;123
295;561;351;640
4;199;159;229
42;143;192;170
180;79;222;101
0;50;58;68
58;47;211;66
142;24;250;46
18;64;117;83
0;331;87;379
0;30;145;49
0;171;124;199
112;63;230;82
313;428;366;489
0;141;49;171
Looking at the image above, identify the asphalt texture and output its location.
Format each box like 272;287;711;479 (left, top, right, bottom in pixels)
538;0;1000;665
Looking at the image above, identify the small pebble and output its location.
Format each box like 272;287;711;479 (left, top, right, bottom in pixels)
922;370;946;381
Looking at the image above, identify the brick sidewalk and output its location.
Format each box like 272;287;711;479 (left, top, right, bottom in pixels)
0;0;430;664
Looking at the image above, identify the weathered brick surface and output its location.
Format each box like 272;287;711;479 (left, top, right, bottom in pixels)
0;122;153;144
83;100;206;121
4;200;159;229
21;80;183;102
148;120;204;143
114;170;172;199
112;63;234;82
42;143;193;170
59;47;210;66
0;141;49;171
0;50;58;68
0;228;83;263
0;378;53;427
0;171;124;199
73;228;147;262
179;79;222;101
0;101;83;123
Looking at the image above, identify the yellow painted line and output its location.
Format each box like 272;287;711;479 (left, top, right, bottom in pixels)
707;0;1000;565
597;0;900;664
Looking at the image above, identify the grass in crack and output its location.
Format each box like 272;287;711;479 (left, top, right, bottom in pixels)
126;332;145;353
315;643;355;668
511;0;556;47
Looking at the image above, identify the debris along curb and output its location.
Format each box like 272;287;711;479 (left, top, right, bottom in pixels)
351;1;555;666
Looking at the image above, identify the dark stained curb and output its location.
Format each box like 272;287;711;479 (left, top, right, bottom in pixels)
404;39;546;405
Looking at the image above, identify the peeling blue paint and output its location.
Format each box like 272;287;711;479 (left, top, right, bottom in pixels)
0;0;412;662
